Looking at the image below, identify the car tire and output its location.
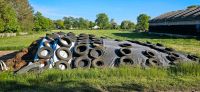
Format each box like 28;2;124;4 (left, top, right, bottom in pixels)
74;56;91;68
92;58;105;68
56;47;72;61
119;56;135;65
58;37;72;48
89;46;104;58
37;47;53;59
55;60;71;70
74;44;89;55
119;47;132;56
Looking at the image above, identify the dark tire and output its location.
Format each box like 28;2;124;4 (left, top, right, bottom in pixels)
119;43;132;48
92;58;106;68
119;56;135;65
166;55;177;61
89;46;104;58
58;37;72;48
165;48;174;52
37;47;53;59
55;61;71;70
142;50;155;58
74;44;89;55
56;47;72;61
74;56;91;68
156;43;164;47
119;47;132;56
187;55;199;61
145;58;162;66
67;32;75;37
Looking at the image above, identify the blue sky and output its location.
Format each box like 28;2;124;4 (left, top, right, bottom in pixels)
29;0;200;23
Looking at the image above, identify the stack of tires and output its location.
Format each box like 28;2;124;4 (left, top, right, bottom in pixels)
15;32;200;74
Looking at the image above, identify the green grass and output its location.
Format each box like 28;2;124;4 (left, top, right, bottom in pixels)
0;30;200;91
0;63;200;91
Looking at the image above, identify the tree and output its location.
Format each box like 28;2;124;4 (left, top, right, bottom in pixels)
63;17;76;29
0;0;20;33
54;20;64;29
7;0;34;32
33;12;54;31
95;13;110;29
78;17;89;29
136;14;150;32
110;19;118;29
120;20;135;30
89;21;95;29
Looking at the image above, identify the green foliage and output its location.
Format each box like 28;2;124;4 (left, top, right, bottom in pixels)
78;17;90;29
54;20;64;29
110;19;118;29
63;17;76;29
89;21;95;29
0;0;20;33
95;13;110;29
136;14;150;32
33;12;54;32
120;20;135;30
7;0;34;32
63;17;91;30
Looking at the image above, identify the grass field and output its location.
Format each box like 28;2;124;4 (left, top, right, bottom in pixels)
0;30;200;91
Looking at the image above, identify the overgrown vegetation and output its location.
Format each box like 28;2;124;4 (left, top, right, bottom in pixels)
0;63;199;91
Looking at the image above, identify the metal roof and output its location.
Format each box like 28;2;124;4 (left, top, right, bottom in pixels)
149;7;200;25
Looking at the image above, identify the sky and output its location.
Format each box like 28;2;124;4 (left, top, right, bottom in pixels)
29;0;200;24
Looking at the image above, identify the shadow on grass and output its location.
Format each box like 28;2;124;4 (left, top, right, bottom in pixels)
113;32;198;40
106;83;144;91
0;80;145;92
0;73;146;92
0;80;103;92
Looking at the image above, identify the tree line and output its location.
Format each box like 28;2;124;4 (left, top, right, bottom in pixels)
54;13;150;32
0;0;150;33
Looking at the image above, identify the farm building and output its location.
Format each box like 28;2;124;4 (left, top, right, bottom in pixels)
149;6;200;36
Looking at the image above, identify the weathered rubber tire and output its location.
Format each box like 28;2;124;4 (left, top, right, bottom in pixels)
74;44;89;55
187;55;199;61
67;32;75;37
142;50;155;58
145;58;162;67
58;37;72;48
92;58;106;68
119;56;135;65
74;56;91;68
89;46;104;58
56;47;72;61
37;47;53;59
165;48;174;52
156;43;164;47
55;61;71;70
119;47;132;56
119;43;132;48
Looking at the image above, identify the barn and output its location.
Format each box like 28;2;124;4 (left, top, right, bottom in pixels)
149;6;200;36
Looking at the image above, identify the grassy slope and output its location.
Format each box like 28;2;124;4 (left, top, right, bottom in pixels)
0;30;200;91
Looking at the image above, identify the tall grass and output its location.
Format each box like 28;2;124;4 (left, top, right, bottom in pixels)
0;63;200;91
